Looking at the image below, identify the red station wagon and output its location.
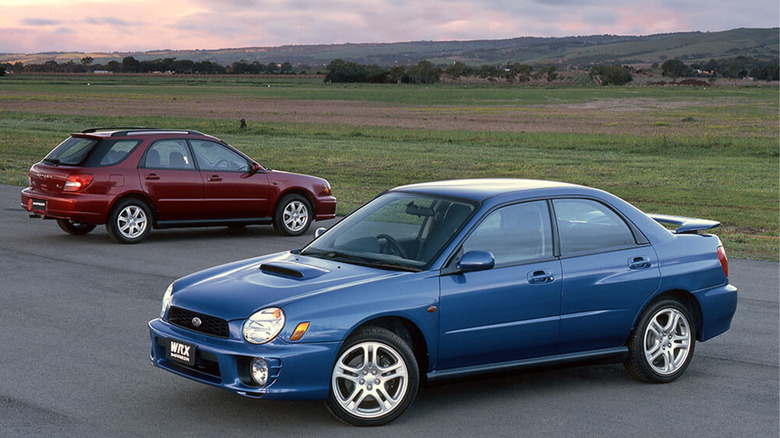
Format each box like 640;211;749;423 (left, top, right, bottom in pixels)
21;128;337;243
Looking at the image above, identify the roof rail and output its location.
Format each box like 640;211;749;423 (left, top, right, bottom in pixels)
80;128;205;136
81;127;148;133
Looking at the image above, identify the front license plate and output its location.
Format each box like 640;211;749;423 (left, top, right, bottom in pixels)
166;339;196;366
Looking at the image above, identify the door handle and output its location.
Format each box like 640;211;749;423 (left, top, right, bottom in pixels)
208;175;222;182
628;257;651;270
145;173;160;180
527;270;554;284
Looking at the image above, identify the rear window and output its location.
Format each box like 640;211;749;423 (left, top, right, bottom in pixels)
43;136;140;167
44;137;97;165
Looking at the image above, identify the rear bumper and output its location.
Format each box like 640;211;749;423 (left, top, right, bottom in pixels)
148;318;338;400
21;187;109;223
694;282;738;341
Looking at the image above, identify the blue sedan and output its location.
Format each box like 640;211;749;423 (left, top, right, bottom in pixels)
148;179;737;426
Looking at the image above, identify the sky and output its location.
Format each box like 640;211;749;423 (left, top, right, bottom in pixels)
1;0;778;54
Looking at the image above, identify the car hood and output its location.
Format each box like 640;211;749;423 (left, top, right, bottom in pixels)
168;251;397;321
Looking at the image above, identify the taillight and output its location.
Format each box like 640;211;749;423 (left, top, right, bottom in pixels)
63;174;93;192
717;246;729;277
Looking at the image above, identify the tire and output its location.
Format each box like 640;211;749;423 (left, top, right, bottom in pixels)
326;327;419;426
272;194;312;236
625;298;696;383
105;199;152;244
56;219;97;235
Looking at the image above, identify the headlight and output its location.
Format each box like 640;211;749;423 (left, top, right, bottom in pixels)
242;308;285;344
160;283;173;318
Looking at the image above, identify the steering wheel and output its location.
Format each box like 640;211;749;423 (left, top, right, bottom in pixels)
215;159;230;170
376;234;408;259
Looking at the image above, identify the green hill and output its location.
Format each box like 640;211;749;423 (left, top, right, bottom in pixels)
2;28;777;67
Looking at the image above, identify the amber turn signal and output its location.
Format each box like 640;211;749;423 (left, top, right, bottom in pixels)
290;322;310;341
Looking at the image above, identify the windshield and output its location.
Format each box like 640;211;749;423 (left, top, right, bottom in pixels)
301;192;476;271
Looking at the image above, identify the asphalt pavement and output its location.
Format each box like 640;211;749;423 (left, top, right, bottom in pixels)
0;184;777;437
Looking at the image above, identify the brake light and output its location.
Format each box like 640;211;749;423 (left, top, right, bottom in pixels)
63;174;93;192
717;246;729;277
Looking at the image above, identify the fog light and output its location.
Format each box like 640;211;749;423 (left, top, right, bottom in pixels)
250;357;269;386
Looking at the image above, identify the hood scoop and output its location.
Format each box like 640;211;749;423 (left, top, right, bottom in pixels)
260;260;330;280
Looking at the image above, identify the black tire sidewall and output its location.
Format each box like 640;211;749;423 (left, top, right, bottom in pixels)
106;199;152;244
273;194;312;236
325;327;419;426
56;219;97;235
626;298;696;383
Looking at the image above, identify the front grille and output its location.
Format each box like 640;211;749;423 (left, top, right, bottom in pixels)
168;306;230;338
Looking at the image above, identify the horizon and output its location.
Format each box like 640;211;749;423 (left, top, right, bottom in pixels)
2;27;778;58
1;0;778;55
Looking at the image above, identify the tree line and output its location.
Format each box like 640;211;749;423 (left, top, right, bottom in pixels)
1;55;777;83
0;56;306;75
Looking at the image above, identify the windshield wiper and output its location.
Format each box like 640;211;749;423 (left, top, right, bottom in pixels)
302;249;420;272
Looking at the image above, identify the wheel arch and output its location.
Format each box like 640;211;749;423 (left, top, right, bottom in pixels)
351;316;430;381
630;289;704;343
107;192;158;225
276;188;316;217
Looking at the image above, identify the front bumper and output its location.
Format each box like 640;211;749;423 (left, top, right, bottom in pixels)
314;196;337;221
21;187;109;223
148;318;339;400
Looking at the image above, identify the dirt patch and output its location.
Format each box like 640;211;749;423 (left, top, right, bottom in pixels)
0;90;774;137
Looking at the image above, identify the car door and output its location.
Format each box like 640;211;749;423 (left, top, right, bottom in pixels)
438;200;562;370
552;198;661;353
138;139;204;221
189;140;270;220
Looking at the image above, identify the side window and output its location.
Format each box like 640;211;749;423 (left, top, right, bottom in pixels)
190;140;249;172
97;140;139;166
143;140;194;170
553;199;636;255
462;200;552;266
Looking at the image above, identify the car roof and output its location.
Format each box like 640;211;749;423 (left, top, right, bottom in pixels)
72;128;220;141
390;178;586;202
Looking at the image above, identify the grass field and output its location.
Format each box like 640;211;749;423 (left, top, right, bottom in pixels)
1;74;777;260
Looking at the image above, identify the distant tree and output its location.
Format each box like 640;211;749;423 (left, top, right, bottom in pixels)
661;59;693;79
404;60;442;84
477;64;503;80
266;62;280;74
444;62;472;80
106;60;121;73
509;64;533;82
280;62;293;73
81;56;93;66
121;56;140;73
0;65;5;77
229;60;250;74
589;64;633;85
387;65;406;84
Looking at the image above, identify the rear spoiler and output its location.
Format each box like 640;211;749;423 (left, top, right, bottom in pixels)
647;214;721;234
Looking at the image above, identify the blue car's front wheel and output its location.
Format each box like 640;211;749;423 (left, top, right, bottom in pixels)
326;327;419;426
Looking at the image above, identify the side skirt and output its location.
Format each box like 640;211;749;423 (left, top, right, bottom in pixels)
426;347;628;382
155;217;272;229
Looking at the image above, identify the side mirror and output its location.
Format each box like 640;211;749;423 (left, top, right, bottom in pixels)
314;227;328;238
251;162;262;173
457;251;495;273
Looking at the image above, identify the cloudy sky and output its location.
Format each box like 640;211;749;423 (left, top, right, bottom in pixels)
1;0;778;54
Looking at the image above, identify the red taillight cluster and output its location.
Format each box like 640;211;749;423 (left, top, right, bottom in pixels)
63;174;93;192
717;246;729;277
